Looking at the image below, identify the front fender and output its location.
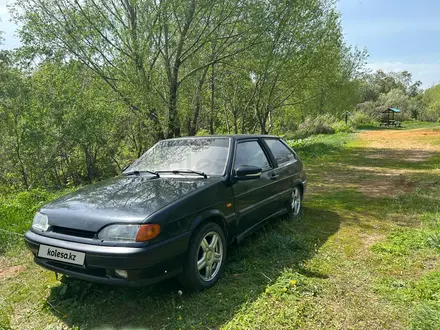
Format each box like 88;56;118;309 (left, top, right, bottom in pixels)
188;209;228;232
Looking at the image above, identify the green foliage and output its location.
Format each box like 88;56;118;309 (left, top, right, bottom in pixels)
0;0;369;191
422;84;440;121
350;111;376;127
331;120;355;133
195;129;211;136
357;70;425;121
0;189;71;252
294;114;336;138
293;115;355;138
286;132;353;162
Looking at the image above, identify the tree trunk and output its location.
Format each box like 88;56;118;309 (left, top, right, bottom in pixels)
241;111;246;133
190;67;209;135
259;110;268;134
84;146;97;183
16;146;29;190
151;108;165;141
223;101;231;134
233;110;238;134
13;117;29;190
168;73;181;138
166;0;195;138
209;62;215;135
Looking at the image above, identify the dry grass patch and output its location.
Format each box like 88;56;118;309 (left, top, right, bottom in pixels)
0;265;26;280
359;129;440;152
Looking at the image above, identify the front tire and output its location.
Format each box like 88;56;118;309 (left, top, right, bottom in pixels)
178;222;226;290
288;185;302;218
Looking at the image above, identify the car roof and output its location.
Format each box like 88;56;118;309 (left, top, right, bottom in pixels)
163;134;280;141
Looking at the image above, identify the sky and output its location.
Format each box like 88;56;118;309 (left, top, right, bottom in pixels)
338;0;440;88
1;0;439;88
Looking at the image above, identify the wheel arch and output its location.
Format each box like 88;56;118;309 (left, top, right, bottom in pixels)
189;210;228;240
292;178;305;196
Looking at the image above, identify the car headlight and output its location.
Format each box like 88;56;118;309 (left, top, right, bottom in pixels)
32;212;49;231
98;224;160;242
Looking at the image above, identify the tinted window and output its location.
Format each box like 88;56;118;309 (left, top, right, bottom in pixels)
125;138;230;176
264;139;296;165
234;141;271;170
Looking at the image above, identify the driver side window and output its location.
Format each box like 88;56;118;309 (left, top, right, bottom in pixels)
234;141;271;171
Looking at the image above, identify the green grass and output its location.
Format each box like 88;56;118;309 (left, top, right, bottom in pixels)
1;123;440;329
358;120;440;131
0;189;74;254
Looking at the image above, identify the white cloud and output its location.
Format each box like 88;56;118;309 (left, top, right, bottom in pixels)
366;62;440;89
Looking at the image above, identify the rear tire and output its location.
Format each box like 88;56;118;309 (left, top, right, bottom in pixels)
178;222;226;290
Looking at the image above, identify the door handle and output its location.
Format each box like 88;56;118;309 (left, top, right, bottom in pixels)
270;174;279;180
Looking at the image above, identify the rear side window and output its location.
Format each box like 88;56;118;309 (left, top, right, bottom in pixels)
234;141;271;171
264;139;296;165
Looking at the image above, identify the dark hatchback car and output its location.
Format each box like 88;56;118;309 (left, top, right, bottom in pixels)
25;135;306;289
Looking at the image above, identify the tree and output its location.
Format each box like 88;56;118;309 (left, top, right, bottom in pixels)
0;0;371;192
357;70;424;120
423;84;440;121
0;51;32;189
12;0;258;138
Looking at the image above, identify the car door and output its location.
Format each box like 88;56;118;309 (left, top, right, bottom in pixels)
231;139;280;235
263;138;302;210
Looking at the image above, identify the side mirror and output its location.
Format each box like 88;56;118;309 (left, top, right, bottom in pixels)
235;165;262;181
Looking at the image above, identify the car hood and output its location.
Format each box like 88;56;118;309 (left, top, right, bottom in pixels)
41;175;221;232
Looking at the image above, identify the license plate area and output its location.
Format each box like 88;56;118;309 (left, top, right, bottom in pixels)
38;244;85;266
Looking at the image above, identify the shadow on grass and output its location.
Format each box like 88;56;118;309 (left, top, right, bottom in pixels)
294;142;346;162
46;207;340;329
316;146;440;171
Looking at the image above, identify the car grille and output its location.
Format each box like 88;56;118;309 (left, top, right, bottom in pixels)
51;226;96;239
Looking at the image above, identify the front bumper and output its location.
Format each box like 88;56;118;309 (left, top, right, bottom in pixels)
302;179;307;194
24;230;190;286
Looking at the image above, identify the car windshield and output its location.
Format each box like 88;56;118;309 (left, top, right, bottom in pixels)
124;138;231;176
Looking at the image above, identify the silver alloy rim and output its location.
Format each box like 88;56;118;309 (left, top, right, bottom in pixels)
291;187;301;216
197;231;223;282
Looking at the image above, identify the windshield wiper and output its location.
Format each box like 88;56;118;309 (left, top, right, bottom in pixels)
122;170;160;178
157;169;207;179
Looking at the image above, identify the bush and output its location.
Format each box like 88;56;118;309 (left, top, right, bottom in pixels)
331;121;355;133
0;189;72;252
350;111;376;127
196;129;211;136
295;114;337;138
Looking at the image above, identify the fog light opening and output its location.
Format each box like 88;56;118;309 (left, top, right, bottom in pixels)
115;269;128;278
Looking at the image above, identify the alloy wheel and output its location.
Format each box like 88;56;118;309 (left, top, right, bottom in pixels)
197;231;223;281
291;187;301;216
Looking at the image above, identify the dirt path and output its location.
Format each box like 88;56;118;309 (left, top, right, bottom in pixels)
359;128;440;151
299;128;440;329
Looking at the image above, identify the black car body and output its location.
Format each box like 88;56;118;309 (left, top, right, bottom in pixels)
25;135;306;288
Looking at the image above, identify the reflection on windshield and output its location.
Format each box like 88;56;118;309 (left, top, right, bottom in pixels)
125;138;230;176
